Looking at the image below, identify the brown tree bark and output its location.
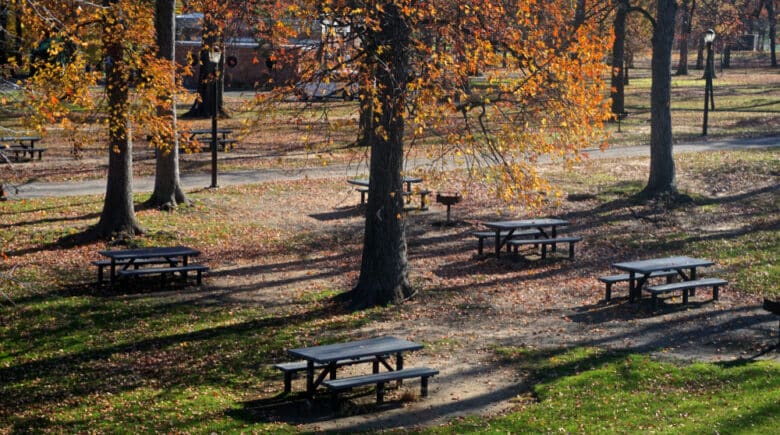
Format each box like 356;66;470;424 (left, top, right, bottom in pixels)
348;3;415;309
695;36;703;69
641;0;678;198
610;0;628;116
147;0;188;209
94;0;144;238
183;13;224;118
675;0;695;75
767;0;777;67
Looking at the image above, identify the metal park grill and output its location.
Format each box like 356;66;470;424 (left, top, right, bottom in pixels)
435;192;462;226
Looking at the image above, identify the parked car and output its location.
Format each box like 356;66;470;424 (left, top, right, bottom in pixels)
295;69;358;101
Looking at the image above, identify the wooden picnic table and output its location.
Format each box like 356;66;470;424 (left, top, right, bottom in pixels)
482;218;569;257
187;128;233;141
287;336;424;397
612;256;715;302
1;136;44;160
97;246;201;286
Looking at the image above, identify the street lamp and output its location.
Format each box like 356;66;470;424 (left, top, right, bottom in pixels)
702;29;715;136
208;47;221;188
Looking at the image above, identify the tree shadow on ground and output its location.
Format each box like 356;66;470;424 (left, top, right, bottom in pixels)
0;296;346;411
308;206;364;221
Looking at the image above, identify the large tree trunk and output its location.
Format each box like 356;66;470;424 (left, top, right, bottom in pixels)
182;13;224;118
768;0;777;67
641;0;678;198
348;3;415;309
675;0;694;75
94;1;144;238
695;37;704;69
147;0;188;209
0;4;8;65
12;0;22;67
610;0;628;116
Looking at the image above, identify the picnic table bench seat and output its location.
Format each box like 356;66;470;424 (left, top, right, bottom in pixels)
473;229;540;256
116;264;209;285
322;366;439;406
92;257;180;282
507;236;582;259
645;277;727;309
599;269;678;301
2;146;47;161
274;355;381;394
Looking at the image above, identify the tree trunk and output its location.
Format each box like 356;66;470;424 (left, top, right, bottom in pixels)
0;4;8;65
675;0;694;75
768;0;777;67
641;0;678;198
12;0;22;66
695;37;704;69
183;13;224;118
349;3;415;309
610;0;628;116
94;1;144;238
147;0;188;209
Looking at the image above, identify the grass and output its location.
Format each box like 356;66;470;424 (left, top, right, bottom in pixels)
441;347;780;434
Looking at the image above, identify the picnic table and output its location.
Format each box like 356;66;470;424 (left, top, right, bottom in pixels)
0;136;42;148
187;128;233;141
0;136;45;160
482;218;569;257
97;246;203;286
287;336;424;398
347;177;429;209
612;256;715;303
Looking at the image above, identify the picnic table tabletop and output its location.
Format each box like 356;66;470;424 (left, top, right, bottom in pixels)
612;256;714;274
0;136;42;148
98;245;200;260
188;128;232;138
347;176;424;188
288;336;423;364
483;218;569;230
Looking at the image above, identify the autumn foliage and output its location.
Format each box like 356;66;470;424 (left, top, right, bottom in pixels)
252;0;614;207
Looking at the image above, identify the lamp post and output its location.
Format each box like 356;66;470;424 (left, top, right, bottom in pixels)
702;29;715;136
208;47;221;188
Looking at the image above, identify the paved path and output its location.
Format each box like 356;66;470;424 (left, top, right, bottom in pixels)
8;135;779;198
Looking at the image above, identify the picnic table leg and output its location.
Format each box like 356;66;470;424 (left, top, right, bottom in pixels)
396;352;404;387
109;260;117;286
306;361;315;397
689;268;697;297
551;226;558;252
628;272;636;302
494;229;501;257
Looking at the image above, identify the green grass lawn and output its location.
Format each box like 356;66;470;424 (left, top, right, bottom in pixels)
439;347;780;434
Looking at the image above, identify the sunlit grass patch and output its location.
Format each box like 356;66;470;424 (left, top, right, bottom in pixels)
439;347;780;434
